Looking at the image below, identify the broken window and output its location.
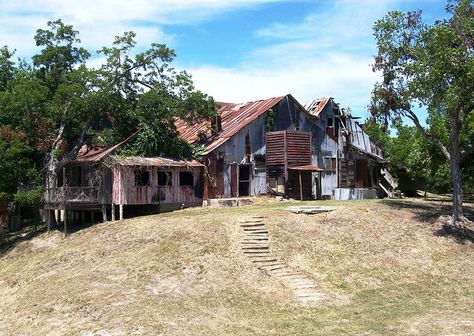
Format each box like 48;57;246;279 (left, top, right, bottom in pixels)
245;133;251;162
323;157;337;171
158;171;173;186
179;171;194;186
70;166;82;187
326;117;335;138
134;169;150;186
254;154;266;170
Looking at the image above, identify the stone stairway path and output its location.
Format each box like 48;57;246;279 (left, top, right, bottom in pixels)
240;216;326;304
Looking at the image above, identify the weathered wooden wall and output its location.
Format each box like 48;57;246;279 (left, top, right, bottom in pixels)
112;165;203;206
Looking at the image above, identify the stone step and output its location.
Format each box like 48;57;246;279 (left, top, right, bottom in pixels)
240;223;265;227
243;250;271;254
240;219;265;223
251;258;278;263
260;264;286;271
243;227;268;231
242;246;269;250
247;255;273;260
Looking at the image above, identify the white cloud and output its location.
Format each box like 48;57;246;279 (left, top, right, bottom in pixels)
0;0;282;57
188;0;451;117
189;53;380;117
186;0;400;118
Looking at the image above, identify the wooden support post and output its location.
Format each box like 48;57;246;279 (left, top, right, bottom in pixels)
63;210;68;236
52;210;58;228
102;205;107;223
46;210;51;232
119;204;123;221
111;204;115;221
299;171;303;202
81;211;85;225
90;211;95;224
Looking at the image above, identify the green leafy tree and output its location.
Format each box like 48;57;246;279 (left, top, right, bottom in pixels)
0;20;216;209
29;21;216;190
370;0;474;227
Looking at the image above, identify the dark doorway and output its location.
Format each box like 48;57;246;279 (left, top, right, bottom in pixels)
355;159;369;188
230;163;238;197
238;165;250;196
216;158;225;196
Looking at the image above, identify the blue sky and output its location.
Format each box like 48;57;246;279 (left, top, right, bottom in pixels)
0;0;448;120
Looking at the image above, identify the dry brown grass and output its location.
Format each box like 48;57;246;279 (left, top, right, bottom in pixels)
0;197;473;335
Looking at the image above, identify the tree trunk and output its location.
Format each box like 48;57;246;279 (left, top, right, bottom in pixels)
450;154;463;221
449;107;463;221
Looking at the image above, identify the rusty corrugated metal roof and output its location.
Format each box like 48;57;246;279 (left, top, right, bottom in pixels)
113;156;203;168
176;96;286;155
74;145;111;162
287;164;324;172
302;97;332;118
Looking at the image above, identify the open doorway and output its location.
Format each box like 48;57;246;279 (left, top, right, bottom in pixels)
238;165;250;196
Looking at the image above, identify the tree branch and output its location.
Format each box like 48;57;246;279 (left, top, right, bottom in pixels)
405;109;451;160
55;116;93;174
51;101;71;151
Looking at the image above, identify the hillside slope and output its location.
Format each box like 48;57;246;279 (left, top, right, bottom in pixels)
0;199;473;335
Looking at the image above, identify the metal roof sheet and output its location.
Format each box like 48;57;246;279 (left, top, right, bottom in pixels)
302;97;332;118
287;164;324;172
176;96;287;155
113;156;203;168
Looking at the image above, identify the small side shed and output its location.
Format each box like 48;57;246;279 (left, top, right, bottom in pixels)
111;157;204;219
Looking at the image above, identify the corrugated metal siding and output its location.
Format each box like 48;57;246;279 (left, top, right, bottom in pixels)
346;118;384;159
266;131;311;166
266;131;285;165
286;131;311;165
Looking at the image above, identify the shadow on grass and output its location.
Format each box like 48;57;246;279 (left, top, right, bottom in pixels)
381;198;474;244
0;224;48;258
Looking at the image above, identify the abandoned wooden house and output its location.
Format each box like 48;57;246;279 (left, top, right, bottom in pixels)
303;97;397;199
176;94;396;201
43;143;203;231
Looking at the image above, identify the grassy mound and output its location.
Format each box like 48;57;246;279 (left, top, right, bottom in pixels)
0;198;473;335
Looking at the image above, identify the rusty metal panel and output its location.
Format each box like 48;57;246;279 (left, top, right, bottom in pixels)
286;131;311;165
266;130;311;166
265;131;286;165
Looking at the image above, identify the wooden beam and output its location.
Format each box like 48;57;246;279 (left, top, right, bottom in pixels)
119;204;123;221
111;204;115;221
63;210;68;236
46;210;51;232
102;205;107;223
299;171;303;201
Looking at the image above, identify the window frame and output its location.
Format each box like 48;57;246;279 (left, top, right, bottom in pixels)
158;170;173;186
179;171;194;186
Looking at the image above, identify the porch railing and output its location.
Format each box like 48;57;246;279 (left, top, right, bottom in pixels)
45;187;101;204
